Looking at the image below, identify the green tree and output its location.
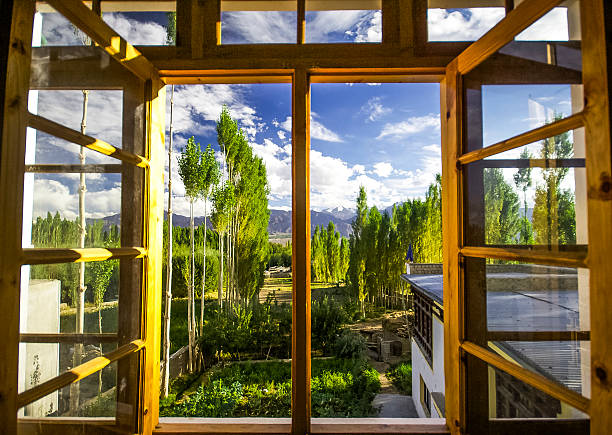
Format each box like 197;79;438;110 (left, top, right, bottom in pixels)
484;168;520;244
513;149;534;244
178;136;205;372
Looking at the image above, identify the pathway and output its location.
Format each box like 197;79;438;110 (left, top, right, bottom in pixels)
370;360;418;418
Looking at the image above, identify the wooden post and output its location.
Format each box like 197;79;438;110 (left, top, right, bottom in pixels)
582;0;612;433
0;1;34;433
142;79;166;432
291;68;311;435
441;58;463;435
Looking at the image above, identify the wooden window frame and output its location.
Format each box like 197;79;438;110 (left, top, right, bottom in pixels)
2;0;611;434
414;291;434;365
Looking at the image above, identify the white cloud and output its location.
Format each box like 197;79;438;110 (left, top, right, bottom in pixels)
428;8;505;41
360;97;391;122
222;11;296;43
377;114;441;139
423;144;441;155
102;13;168;45
307;10;381;43
277;130;286;141
373;162;394;177
279;116;343;143
516;8;569;41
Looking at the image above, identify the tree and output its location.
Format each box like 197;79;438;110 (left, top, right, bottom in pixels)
199;145;220;337
532;117;574;245
212;181;235;310
86;258;116;396
484;168;520;245
514;149;534;244
177;136;204;372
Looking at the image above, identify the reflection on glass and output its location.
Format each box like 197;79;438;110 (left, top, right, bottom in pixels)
103;11;177;46
427;7;505;42
486;363;588;419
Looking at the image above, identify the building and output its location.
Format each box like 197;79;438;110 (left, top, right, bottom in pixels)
2;0;612;434
403;264;586;419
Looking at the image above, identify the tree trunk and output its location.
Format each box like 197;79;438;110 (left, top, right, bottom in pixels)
98;305;102;396
200;201;207;337
187;200;194;372
218;232;224;311
161;85;174;398
71;89;89;414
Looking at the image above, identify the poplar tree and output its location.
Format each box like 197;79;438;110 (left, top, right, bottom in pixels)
178;136;204;372
514;149;535;244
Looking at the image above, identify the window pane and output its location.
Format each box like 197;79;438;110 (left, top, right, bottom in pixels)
427;6;505;42
221;1;297;44
306;0;381;43
17;361;118;423
310;82;442;419
101;1;177;46
464;0;582;149
159;84;292;418
463;130;587;248
486;362;589;420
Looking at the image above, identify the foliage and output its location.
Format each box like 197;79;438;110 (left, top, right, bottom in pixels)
514;149;534;243
311;296;350;355
268;242;292;268
484;168;520;244
311;222;349;284
332;329;367;360
160;358;380;418
532;119;576;245
386;362;412;395
347;177;442;309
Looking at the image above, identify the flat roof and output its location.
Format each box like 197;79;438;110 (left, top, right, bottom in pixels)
402;273;583;394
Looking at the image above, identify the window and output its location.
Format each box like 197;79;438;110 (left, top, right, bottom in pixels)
414;291;433;364
420;375;431;417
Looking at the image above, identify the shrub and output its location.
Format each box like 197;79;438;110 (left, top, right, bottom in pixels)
387;362;412;395
332;330;367;360
311;296;350;355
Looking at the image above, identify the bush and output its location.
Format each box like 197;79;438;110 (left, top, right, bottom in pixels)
311;296;350;355
332;330;366;360
160;359;380;418
386;362;412;395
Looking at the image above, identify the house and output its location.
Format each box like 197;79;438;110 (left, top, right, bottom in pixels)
403;264;587;419
2;0;611;434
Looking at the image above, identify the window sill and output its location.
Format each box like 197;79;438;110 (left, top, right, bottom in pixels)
155;417;449;434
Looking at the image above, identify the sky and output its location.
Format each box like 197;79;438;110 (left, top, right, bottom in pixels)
26;6;575;222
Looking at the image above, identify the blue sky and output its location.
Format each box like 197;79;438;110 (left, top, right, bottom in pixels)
27;6;576;220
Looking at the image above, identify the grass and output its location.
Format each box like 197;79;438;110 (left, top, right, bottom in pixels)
386;362;412;395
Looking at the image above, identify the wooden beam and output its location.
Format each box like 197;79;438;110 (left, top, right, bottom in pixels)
487;331;590;341
24;164;123;173
457;0;564;74
46;0;159;81
441;59;463;435
28;113;149;167
460;246;588;268
16;340;144;409
297;0;305;44
19;333;118;344
490;418;588;435
291;68;311;435
471;158;585;169
141;79;166;433
581;0;612;433
457;113;585;165
461;340;590;414
21;247;146;265
0;1;35;432
382;0;400;45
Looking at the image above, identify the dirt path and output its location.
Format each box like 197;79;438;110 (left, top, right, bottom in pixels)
369;359;399;394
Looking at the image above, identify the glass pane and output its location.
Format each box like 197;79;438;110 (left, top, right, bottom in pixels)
486;363;589;420
221;1;297;44
35;4;93;47
101;1;177;46
23;172;122;249
17;361;118;421
464;130;587;248
462;258;590;398
28;132;118;165
464;0;582;149
306;0;381;43
310;82;442;419
515;3;578;42
21;260;121;334
159;84;292;418
427;5;505;42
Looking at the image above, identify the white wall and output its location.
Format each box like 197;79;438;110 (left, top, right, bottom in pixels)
412;315;445;418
